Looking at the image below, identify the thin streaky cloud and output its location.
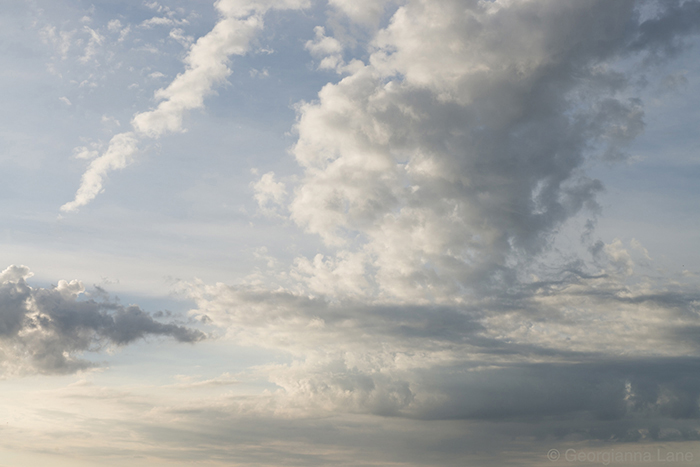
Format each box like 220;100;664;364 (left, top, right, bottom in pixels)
61;0;308;212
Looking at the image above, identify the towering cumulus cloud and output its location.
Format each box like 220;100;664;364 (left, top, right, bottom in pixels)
181;0;700;454
291;0;696;300
0;265;204;375
60;0;309;212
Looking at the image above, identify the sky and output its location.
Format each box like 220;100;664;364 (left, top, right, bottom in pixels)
1;0;700;465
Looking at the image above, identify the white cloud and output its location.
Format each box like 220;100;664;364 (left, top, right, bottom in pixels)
252;171;286;214
305;25;364;73
73;145;100;160
107;19;122;32
631;237;652;260
169;27;194;47
288;0;693;300
140;16;176;28
306;26;342;56
62;0;310;212
101;114;121;127
603;238;635;276
290;250;370;298
118;24;131;42
79;26;104;63
40;25;75;59
328;0;393;26
0;264;33;283
61;132;139;212
249;67;269;77
131;14;263;137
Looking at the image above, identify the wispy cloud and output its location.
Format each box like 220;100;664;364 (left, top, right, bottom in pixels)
61;0;310;212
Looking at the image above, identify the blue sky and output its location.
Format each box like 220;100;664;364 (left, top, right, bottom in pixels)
2;0;700;465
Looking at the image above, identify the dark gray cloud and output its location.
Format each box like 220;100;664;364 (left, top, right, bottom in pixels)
631;0;700;59
414;358;700;424
0;265;204;375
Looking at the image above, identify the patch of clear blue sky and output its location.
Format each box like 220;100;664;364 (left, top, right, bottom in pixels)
591;39;700;273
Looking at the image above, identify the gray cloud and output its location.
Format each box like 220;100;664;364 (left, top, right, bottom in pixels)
152;1;700;460
34;358;700;466
631;0;700;59
185;254;700;422
289;0;700;300
0;265;204;375
414;358;700;424
213;2;700;447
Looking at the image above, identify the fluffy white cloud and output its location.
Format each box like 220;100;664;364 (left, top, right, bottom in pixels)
328;0;393;25
303;25;365;74
252;171;287;214
60;132;139;212
131;14;263;137
290;0;699;301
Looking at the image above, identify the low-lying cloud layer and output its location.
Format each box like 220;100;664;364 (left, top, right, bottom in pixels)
185;240;700;436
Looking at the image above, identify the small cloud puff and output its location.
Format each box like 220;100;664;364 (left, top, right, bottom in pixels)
252;171;286;215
